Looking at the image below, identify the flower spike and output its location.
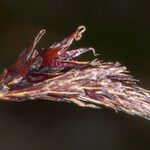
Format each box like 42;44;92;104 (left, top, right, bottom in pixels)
0;26;150;120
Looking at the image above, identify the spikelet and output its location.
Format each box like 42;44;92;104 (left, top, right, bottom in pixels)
0;26;150;120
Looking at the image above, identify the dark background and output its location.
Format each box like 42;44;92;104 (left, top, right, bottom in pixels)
0;0;150;150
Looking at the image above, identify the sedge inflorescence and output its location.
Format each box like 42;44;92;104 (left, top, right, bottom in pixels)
0;26;150;120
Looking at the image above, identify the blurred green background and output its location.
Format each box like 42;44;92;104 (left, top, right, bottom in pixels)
0;0;150;150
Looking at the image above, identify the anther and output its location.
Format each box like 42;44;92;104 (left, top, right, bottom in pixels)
89;47;99;56
75;25;86;41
